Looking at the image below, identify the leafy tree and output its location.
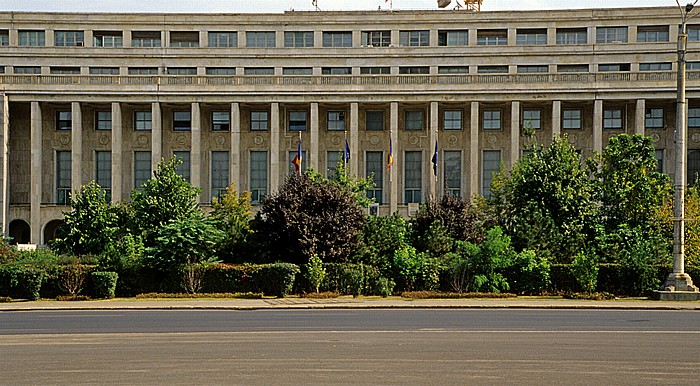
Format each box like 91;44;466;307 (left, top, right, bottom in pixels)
571;250;598;294
353;213;410;276
684;184;700;268
392;245;440;291
130;157;201;245
51;181;120;256
412;220;454;259
305;254;326;293
252;171;366;265
211;183;253;262
491;136;597;263
412;194;486;246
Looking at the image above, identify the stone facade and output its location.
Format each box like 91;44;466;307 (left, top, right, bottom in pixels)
1;7;700;244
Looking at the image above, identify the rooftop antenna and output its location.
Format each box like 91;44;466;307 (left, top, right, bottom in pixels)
437;0;482;11
312;0;320;11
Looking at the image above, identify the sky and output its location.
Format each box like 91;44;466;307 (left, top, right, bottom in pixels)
0;0;679;13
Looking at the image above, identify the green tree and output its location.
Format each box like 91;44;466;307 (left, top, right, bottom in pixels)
412;194;486;249
252;171;366;265
211;183;253;262
491;136;597;263
50;181;120;256
305;254;327;293
322;160;376;207
130;157;201;245
353;213;410;277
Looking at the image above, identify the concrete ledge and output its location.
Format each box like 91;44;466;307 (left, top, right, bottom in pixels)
653;291;700;301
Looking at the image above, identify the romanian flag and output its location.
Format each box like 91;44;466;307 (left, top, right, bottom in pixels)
292;138;302;173
431;141;439;177
387;137;394;170
344;138;351;162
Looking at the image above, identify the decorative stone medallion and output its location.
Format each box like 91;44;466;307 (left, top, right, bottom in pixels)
331;135;341;145
137;135;149;145
369;135;380;145
651;133;661;143
99;134;110;146
59;135;70;145
448;135;458;146
176;135;187;145
692;133;700;143
215;135;225;146
253;135;264;145
488;135;497;145
409;136;419;145
568;134;578;144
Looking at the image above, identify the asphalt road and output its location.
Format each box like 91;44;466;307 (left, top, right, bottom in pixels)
1;309;698;385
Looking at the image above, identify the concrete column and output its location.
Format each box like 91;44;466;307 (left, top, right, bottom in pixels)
349;102;359;176
30;102;42;244
151;102;162;174
191;102;201;190
71;102;82;198
310;103;319;171
123;31;132;48
510;101;520;168
390;102;398;214
429;102;438;198
230;102;241;190
470;101;480;200
507;28;517;46
270;103;280;193
84;30;93;47
593;99;603;154
635;99;646;135
552;100;561;138
0;94;8;236
111;103;123;202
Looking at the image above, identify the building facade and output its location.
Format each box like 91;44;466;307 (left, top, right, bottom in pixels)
1;6;700;244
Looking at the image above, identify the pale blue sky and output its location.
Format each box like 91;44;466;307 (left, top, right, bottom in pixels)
0;0;678;13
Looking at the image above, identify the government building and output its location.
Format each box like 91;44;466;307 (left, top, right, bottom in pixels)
1;6;699;245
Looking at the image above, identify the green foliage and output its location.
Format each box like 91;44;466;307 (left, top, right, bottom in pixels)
322;263;387;296
571;250;598;294
57;261;88;296
446;242;480;293
412;221;454;258
99;234;144;271
469;227;512;293
130;157;202;245
375;277;395;297
305;254;326;293
505;249;551;295
50;181;121;256
491;136;597;263
90;271;118;298
253;171;366;265
0;266;45;300
354;213;410;276
255;263;300;297
412;194;485;248
685;185;700;268
392;246;440;291
326;160;377;208
211;183;254;263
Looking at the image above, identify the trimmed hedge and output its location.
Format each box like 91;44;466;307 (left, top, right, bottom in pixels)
91;271;119;299
0;266;44;300
322;263;394;296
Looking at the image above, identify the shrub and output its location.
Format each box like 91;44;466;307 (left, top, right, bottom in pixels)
91;271;119;299
375;277;395;298
412;194;485;247
504;249;551;295
57;263;88;296
255;263;300;297
305;254;326;293
571;250;598;294
392;246;438;291
16;267;44;300
322;263;385;296
353;213;410;277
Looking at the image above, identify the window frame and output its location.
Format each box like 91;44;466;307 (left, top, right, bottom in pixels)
289;111;308;131
173;111;192;131
399;30;430;47
212;111;231;131
404;151;423;204
134;111;152;131
365;151;384;204
443;110;463;131
327;111;346;131
365;110;385;131
404;110;424;131
95;110;112;131
482;109;502;130
562;108;582;130
208;31;237;48
645;107;665;129
603;108;623;130
522;109;542;130
250;111;270;131
361;30;391;47
322;31;353;48
56;111;72;131
246;31;276;48
210;151;230;201
284;31;314;48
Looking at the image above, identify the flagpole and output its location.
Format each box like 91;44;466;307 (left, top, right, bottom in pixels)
344;129;347;178
298;131;302;175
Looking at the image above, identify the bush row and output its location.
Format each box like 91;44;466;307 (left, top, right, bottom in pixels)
0;265;118;300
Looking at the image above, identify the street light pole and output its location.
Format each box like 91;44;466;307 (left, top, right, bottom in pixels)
662;1;700;297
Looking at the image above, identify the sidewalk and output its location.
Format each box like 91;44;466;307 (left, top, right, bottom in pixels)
1;296;699;311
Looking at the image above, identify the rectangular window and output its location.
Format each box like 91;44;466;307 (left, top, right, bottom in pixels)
404;110;424;130
251;111;269;131
208;32;237;48
438;66;469;74
128;67;159;75
562;109;582;129
54;30;84;47
56;151;71;205
654;149;664;174
321;67;351;75
399;30;430;47
131;31;161;48
438;30;468;46
404;151;422;204
95;151;112;200
596;27;628;43
211;151;230;200
170;31;199;48
284;31;314;48
478;65;508;74
645;108;664;129
361;30;391;47
483;110;501;130
89;67;119;75
327;111;346;131
173;151;191;183
289;111;307;131
173;111;191;131
516;29;547;45
557;64;589;73
522;109;541;130
282;67;313;75
360;67;390;75
637;25;669;43
212;111;230;131
134;111;152;131
250;151;268;204
639;62;672;71
206;67;235;75
244;67;274;76
689;150;700;186
167;67;197;75
399;66;429;75
444;151;461;197
366;111;384;131
246;31;275;48
598;63;631;72
517;65;548;73
288;150;307;175
689;107;700;128
134;151;152;190
326;151;342;179
323;31;352;47
687;62;700;71
366;151;383;204
93;31;123;47
556;28;587;44
18;30;45;46
57;111;72;131
95;111;112;130
14;66;41;74
690;25;700;41
50;67;80;75
477;29;507;46
603;108;623;130
444;110;462;130
482;150;501;198
0;30;8;46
